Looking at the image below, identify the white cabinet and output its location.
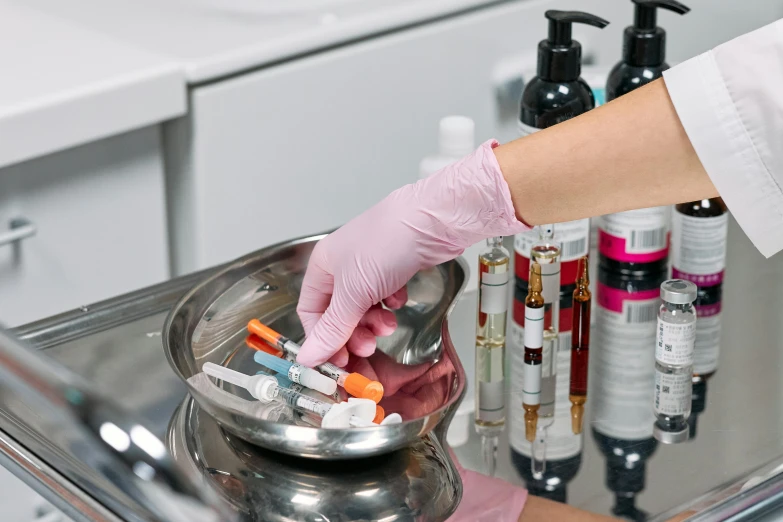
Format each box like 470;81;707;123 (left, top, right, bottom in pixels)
164;0;558;275
0;126;169;326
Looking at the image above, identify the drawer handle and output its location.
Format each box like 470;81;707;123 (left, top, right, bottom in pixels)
0;217;36;247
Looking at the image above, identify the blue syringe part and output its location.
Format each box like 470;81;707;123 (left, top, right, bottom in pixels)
254;349;291;375
275;373;295;389
256;370;295;389
253;350;337;396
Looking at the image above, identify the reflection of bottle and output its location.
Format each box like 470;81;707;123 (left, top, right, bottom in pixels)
511;349;582;503
475;237;510;477
596;267;665;331
688;378;707;440
592;296;657;520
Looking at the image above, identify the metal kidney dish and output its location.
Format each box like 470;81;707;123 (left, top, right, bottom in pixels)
163;234;468;459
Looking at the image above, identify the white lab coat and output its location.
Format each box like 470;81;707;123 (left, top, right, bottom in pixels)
664;19;783;258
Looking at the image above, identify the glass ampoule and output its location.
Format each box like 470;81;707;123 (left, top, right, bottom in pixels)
531;225;561;430
653;279;697;444
570;256;591;434
523;262;545;442
475;236;510;477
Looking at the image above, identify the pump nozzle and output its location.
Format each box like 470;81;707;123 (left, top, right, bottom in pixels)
538;11;609;82
624;0;690;67
632;0;690;31
545;10;609;45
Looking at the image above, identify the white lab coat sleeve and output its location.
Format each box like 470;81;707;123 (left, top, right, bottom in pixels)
663;19;783;258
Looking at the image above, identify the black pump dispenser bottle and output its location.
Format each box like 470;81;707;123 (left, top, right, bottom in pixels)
606;0;690;100
520;10;609;132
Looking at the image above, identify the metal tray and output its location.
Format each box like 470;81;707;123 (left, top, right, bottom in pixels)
163;234;467;459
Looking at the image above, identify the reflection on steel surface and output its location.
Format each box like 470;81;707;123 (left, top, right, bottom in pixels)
167;397;461;521
0;329;232;522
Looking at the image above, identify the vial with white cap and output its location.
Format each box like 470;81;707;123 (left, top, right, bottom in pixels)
419;116;476;178
655;280;697;369
653;279;697;444
419;116;483;294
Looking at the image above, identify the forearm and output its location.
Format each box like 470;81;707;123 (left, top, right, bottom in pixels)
519;496;620;522
495;78;717;226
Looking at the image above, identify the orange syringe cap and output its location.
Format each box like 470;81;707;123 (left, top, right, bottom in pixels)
244;334;282;358
247;319;282;347
344;372;384;403
373;405;385;424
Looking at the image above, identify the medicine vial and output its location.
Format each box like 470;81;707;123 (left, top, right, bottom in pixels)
655;280;697;369
569;256;591;434
653;279;697;444
510;278;574;464
531;225;561;427
522;263;545;442
475;236;510;476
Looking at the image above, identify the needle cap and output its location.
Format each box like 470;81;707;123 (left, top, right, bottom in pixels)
344;373;384;403
245;335;282;357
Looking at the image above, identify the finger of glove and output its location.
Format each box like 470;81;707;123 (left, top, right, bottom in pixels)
383;286;408;310
297;287;368;367
359;304;397;337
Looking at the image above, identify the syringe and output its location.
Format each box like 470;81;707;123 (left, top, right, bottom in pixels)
245;334;283;358
202;363;400;428
268;370;386;425
187;372;292;423
248;320;384;403
253;349;337;396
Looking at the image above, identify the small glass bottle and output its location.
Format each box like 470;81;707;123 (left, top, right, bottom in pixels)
531;225;561;426
475;236;510;477
523;263;545;442
569;256;591;434
653;279;697;444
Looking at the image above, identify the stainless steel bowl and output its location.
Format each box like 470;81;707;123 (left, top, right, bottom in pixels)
163;234;467;459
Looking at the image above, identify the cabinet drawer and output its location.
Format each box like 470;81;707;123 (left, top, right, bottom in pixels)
0;127;169;326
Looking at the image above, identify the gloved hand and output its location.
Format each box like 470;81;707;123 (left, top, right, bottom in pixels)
297;140;526;366
448;449;528;522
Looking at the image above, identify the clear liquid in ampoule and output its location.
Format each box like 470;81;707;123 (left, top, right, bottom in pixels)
475;236;510;477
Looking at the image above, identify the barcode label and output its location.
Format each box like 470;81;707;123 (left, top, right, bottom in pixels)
515;219;589;261
629;228;666;251
562;238;587;260
624;301;658;324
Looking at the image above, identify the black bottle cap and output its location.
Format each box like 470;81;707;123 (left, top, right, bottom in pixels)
608;461;646;494
624;0;690;67
613;494;649;522
529;485;568;504
539;10;609;82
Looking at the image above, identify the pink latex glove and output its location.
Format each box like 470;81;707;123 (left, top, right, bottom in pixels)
448;450;529;522
297;140;527;366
